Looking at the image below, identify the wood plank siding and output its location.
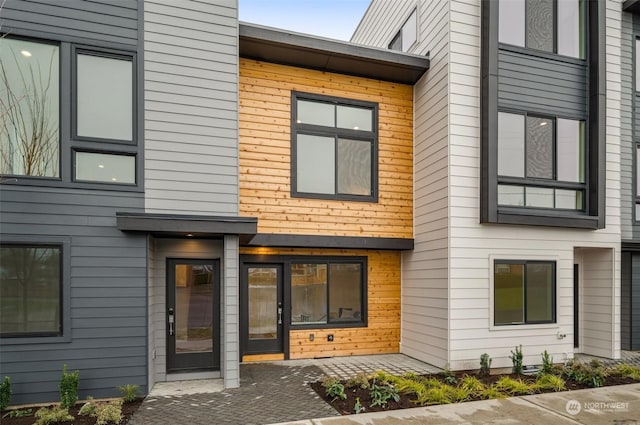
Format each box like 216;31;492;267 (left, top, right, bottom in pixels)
241;247;401;359
239;59;414;239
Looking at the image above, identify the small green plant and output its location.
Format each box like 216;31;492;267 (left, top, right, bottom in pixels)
415;384;453;406
346;372;370;390
94;399;123;425
118;384;140;402
459;375;486;397
59;365;79;409
541;350;554;374
353;397;365;414
493;376;534;395
509;345;524;374
0;376;11;411
439;364;457;385
480;353;492;376
480;386;507;400
369;378;400;407
34;406;73;425
79;396;96;416
2;408;32;418
535;374;566;392
321;377;346;402
612;364;640;380
563;360;607;388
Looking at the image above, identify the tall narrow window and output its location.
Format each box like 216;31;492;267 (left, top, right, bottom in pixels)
497;112;585;210
292;93;377;201
0;245;62;337
494;260;555;326
388;9;417;52
76;53;133;141
499;0;585;59
0;39;59;177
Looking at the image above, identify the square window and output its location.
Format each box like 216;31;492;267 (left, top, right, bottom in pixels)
292;93;377;201
494;260;555;326
388;9;417;52
0;39;59;177
291;260;365;327
76;53;133;141
0;245;62;336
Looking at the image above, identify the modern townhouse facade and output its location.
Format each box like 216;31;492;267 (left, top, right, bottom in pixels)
0;0;430;404
352;0;626;371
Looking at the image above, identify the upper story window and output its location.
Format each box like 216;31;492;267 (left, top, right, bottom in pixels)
499;0;586;59
0;38;60;177
292;92;378;202
0;36;138;187
0;245;62;337
389;9;417;52
497;111;585;210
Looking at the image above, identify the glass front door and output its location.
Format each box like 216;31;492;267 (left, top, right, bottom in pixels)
241;264;284;354
167;259;220;372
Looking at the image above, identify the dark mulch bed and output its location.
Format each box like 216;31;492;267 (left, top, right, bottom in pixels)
310;371;639;416
1;398;143;425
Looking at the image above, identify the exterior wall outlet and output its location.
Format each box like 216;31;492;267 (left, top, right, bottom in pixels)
309;333;314;341
327;334;334;342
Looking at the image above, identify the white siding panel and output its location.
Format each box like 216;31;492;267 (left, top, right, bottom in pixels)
621;12;634;239
144;0;239;215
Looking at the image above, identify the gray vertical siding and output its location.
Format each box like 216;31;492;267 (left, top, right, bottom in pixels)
498;49;588;118
0;187;147;404
223;235;239;388
633;254;640;349
622;12;634;240
622;252;631;350
143;0;240;216
1;0;138;47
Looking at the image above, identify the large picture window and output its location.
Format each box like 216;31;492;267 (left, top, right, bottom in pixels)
497;111;585;210
292;92;377;202
498;0;586;59
0;38;59;177
0;245;62;337
291;259;365;327
494;260;555;326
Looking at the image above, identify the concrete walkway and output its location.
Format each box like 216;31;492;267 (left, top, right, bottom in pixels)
272;383;640;425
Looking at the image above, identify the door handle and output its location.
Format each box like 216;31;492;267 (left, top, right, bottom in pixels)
168;307;174;336
277;305;283;325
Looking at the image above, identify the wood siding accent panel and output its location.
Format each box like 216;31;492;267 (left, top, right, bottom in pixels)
0;186;146;404
239;59;414;238
144;0;239;216
1;0;138;47
240;247;401;359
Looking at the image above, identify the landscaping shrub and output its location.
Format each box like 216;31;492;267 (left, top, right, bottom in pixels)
612;364;640;380
509;345;524;374
535;374;566;392
34;406;73;425
0;376;11;411
59;365;79;409
480;353;492;376
493;376;534;395
541;350;554;374
369;378;400;407
118;384;141;402
321;376;346;401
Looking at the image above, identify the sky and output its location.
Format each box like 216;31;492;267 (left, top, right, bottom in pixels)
239;0;371;41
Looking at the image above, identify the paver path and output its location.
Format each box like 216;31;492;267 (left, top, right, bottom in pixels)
128;363;338;425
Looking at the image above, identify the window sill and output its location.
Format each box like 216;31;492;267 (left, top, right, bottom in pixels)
291;322;367;330
0;334;71;346
489;323;559;332
493;209;602;229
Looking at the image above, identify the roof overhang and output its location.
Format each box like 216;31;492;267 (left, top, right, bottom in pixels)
623;0;640;14
239;22;429;85
116;212;257;238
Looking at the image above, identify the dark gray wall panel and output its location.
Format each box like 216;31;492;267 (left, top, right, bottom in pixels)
498;49;588;118
0;186;147;404
632;254;640;349
1;0;138;47
622;252;631;350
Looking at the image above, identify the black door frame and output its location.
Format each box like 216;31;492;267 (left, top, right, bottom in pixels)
240;258;289;357
166;258;221;373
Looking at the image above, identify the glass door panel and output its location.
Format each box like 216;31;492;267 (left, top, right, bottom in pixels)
248;267;278;340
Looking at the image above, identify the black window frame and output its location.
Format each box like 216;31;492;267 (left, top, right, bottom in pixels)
493;259;557;326
481;0;605;229
291;91;379;203
388;8;417;52
497;110;587;211
498;0;586;59
289;256;368;329
0;243;63;338
0;33;142;192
